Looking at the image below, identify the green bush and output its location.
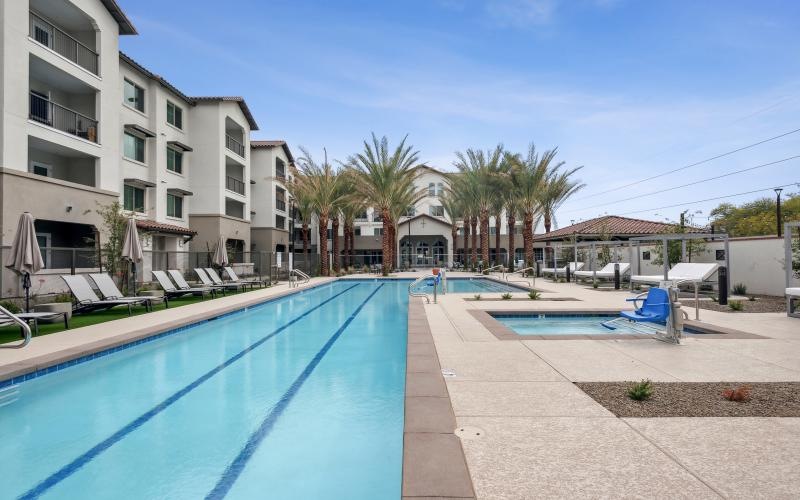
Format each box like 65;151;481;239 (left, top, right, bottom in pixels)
627;379;654;401
732;283;747;295
528;290;541;300
592;282;599;289
473;294;481;301
728;300;743;311
501;293;512;300
53;293;72;303
0;300;21;314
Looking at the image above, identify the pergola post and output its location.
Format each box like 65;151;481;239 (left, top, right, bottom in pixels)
662;237;669;281
591;242;596;286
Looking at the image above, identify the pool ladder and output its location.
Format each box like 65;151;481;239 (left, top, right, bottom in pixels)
480;264;506;280
289;269;311;288
409;274;431;304
0;304;32;349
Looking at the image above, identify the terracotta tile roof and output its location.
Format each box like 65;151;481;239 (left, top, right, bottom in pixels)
533;215;704;242
192;97;259;130
136;219;196;237
251;140;294;163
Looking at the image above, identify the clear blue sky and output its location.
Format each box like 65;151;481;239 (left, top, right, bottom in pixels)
119;0;800;229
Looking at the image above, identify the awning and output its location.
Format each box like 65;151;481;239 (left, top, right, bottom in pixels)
136;219;196;237
167;187;193;196
167;140;193;152
124;177;156;188
124;124;156;138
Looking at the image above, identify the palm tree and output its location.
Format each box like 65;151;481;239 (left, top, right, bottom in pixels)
453;145;505;266
540;155;585;233
293;147;346;276
347;133;422;275
292;182;316;271
338;182;365;271
439;189;464;268
507;146;547;267
503;183;519;271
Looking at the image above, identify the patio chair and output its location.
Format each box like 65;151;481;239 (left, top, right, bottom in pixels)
152;270;215;300
542;262;584;276
224;266;266;288
167;270;218;298
204;268;246;291
787;288;800;318
0;309;69;338
630;263;719;285
61;275;148;316
89;273;164;310
194;268;239;294
574;262;631;281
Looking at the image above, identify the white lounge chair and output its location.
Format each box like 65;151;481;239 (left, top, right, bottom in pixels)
205;268;247;291
89;273;163;310
168;270;218;298
630;263;719;285
194;268;239;294
61;275;148;316
152;270;215;300
542;262;585;276
574;262;631;281
224;266;266;288
0;308;69;339
787;288;800;318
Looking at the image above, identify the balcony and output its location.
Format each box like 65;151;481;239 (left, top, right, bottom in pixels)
226;175;245;195
29;12;98;75
225;134;245;158
29;92;98;143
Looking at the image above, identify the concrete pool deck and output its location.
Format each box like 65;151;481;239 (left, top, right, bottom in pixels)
421;273;800;499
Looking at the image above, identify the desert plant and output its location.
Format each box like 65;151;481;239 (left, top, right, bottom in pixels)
501;293;512;300
473;294;481;301
558;278;566;283
732;283;747;295
0;300;21;314
627;379;653;401
710;295;718;303
722;385;751;402
748;296;757;302
528;290;541;300
592;282;599;289
728;300;743;311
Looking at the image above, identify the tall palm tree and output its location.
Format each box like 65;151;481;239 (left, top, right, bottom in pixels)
338;180;365;270
292;182;316;270
508;146;548;267
293;147;345;277
453;145;505;266
503;182;519;272
347;133;422;275
439;189;464;268
538;150;585;233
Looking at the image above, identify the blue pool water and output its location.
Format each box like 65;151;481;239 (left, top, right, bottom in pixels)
494;314;643;335
412;277;527;294
0;280;407;499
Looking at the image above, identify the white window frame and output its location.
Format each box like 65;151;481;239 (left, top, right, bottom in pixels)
166;146;183;174
29;160;52;177
123;131;146;163
36;232;52;267
166;100;183;129
123;78;145;113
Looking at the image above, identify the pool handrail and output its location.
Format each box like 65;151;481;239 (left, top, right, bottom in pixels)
482;264;506;280
408;274;431;304
289;269;311;288
506;267;535;289
0;305;32;349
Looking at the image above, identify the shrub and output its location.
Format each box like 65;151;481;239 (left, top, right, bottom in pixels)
722;385;751;402
528;290;541;300
53;293;72;303
0;300;21;314
592;282;599;289
501;293;512;300
627;379;653;401
558;278;566;283
728;300;743;311
482;270;490;275
732;283;747;295
710;295;718;303
473;294;481;301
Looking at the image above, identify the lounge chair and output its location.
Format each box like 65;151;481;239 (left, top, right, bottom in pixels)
152;270;215;300
89;273;164;310
167;270;218;298
787;288;800;318
630;263;719;285
204;268;247;291
0;308;69;338
61;275;148;316
574;262;631;281
224;266;266;288
541;262;584;276
194;268;239;294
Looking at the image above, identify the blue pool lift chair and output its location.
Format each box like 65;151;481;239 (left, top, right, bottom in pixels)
620;287;671;324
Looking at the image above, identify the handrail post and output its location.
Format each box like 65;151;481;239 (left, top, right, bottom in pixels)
0;305;32;348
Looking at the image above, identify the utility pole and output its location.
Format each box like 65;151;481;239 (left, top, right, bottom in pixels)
775;188;784;237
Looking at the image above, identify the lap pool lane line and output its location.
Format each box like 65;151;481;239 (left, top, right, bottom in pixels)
206;283;386;500
18;283;362;500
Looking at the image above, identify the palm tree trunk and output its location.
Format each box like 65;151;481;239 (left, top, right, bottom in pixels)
302;223;309;273
494;213;502;266
332;218;340;273
451;225;458;268
381;209;391;275
524;211;533;267
470;216;478;268
544;212;552;233
507;214;516;272
480;209;489;265
463;221;470;266
319;215;329;276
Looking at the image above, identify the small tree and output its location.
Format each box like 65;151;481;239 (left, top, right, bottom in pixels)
652;215;706;267
96;201;129;285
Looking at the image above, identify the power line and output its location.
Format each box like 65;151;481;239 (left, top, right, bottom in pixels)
615;181;800;216
573;127;800;201
565;154;800;213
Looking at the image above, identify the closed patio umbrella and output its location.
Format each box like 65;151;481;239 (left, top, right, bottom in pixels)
212;236;229;267
121;218;144;295
5;212;44;312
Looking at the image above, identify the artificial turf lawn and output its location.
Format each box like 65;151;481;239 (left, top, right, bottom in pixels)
0;288;261;346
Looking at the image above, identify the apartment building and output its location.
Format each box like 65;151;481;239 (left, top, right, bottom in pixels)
251;140;294;254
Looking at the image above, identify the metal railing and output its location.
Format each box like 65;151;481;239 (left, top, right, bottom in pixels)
482;264;506;280
29;12;99;75
0;305;33;349
225;134;245;157
507;267;535;289
225;176;245;195
30;92;98;142
408;275;431;304
289;269;310;288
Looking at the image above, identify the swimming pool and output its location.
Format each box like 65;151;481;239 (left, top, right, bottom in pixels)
493;313;643;335
0;280;407;499
412;277;527;294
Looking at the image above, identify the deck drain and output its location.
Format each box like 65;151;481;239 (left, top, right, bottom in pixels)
455;426;484;440
441;368;457;377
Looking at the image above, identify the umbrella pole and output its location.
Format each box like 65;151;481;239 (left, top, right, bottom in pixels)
132;262;137;296
23;272;31;313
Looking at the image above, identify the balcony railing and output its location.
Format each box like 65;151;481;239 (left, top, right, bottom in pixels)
276;199;286;212
226;176;245;195
29;92;98;142
225;134;245;157
29;12;99;75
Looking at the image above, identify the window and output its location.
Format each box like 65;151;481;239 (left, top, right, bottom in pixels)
374;227;383;236
356;211;368;221
276;215;286;230
405;206;416;217
36;233;51;267
437;182;444;196
124;185;145;213
32;17;53;48
354;227;361;236
276;157;286;179
167;101;183;129
430;205;444;217
428;182;436;196
124;132;145;162
29;161;51;177
123;79;144;112
167;147;183;173
167;193;183;218
489;226;497;235
715;250;726;261
327;228;333;240
642;251;651;261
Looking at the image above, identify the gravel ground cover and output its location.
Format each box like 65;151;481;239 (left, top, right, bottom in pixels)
684;294;786;313
576;382;800;417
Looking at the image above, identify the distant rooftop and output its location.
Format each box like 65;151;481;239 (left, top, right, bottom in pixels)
251;140;294;163
533;215;705;242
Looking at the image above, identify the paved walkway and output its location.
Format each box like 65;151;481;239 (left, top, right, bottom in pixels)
426;274;800;499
